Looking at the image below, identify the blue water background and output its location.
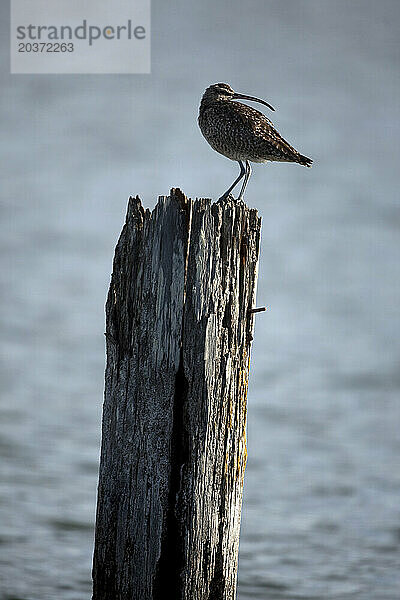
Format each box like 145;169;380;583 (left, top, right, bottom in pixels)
0;1;399;598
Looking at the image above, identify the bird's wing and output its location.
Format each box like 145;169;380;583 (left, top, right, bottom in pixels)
230;102;301;157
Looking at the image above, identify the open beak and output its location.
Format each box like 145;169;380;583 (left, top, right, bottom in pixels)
232;93;275;112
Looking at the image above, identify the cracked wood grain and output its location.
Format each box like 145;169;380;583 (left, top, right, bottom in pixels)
92;189;261;600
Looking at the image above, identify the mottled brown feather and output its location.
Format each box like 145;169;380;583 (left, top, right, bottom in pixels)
199;98;312;166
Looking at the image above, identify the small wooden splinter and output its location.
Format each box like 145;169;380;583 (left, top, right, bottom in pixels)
248;306;266;314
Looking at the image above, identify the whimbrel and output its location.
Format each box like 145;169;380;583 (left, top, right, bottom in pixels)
198;83;312;201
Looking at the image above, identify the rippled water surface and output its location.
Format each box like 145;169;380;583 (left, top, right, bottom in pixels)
1;1;399;598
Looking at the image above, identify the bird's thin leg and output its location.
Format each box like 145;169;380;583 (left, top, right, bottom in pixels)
237;160;252;201
219;161;246;200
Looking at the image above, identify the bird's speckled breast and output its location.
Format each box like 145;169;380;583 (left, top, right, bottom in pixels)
198;103;258;161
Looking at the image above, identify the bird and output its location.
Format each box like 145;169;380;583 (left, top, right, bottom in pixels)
198;82;312;201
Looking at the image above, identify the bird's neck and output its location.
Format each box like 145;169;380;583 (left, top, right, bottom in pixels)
199;96;230;112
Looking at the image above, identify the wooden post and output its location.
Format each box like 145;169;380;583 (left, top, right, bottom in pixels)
92;188;261;600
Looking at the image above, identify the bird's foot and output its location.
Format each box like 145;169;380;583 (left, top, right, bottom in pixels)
218;192;236;202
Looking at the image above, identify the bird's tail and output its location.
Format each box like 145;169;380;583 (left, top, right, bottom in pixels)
298;154;313;167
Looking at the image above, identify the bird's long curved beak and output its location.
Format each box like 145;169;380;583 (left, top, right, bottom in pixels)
232;93;275;112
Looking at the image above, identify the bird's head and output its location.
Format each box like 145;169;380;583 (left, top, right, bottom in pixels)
201;83;275;111
202;83;236;102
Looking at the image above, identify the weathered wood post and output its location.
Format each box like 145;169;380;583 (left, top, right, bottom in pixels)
92;188;261;600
